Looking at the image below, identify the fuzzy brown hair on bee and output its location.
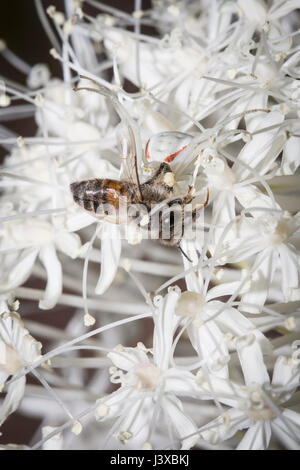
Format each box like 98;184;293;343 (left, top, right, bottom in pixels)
70;76;209;261
70;160;209;262
70;162;174;220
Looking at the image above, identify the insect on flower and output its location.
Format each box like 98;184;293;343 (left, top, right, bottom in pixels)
70;77;209;260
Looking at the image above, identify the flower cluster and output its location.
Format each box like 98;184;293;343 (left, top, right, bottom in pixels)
0;0;299;450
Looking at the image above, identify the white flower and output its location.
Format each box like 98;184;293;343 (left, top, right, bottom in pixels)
95;288;200;450
213;211;300;312
175;286;270;379
198;353;300;450
0;218;82;309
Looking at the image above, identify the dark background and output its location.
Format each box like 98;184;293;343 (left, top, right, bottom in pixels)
0;0;152;73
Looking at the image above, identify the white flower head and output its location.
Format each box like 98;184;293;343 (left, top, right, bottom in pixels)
95;289;200;449
0;0;299;450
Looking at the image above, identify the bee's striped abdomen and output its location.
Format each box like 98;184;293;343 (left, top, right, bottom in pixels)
70;179;134;219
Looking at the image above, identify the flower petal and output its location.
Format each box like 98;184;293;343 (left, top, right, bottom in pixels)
280;136;300;175
240;249;276;313
236;421;271;450
108;346;149;372
164;368;199;397
0;248;38;293
38;244;62;310
201;408;249;445
235;334;269;386
272;355;300;390
187;319;229;379
66;211;96;232
55;231;82;259
95;224;121;295
0;376;25;426
161;395;199;450
271;409;300;449
277;244;299;302
233;111;285;180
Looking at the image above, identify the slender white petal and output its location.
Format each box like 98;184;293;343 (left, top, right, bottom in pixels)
0;248;38;293
240;249;276;313
236;334;270;386
55;231;82;259
108;347;149;372
201;408;249;445
271;409;300;450
236;421;270;450
187;319;229;379
161;395;199;450
0;376;25;426
280;136;300;175
38;244;62;310
163;368;199;397
272;355;300;390
233;111;284;180
277;244;299;301
95;224;121;295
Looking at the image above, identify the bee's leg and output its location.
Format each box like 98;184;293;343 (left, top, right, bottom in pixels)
183;185;195;204
164;185;195;208
192;188;209;220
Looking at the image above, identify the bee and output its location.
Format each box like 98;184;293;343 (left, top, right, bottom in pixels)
70;79;209;260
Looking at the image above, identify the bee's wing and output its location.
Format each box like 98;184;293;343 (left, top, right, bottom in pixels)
145;131;193;163
116;123;143;199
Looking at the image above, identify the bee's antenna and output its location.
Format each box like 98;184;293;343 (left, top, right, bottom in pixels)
177;243;192;263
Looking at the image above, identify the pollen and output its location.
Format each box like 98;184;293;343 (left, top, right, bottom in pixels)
214;268;224;280
0;94;10;107
84;313;96;326
167;5;180;16
279;103;290;115
163;172;176;187
96;403;110;418
50;48;60;60
121;258;131;272
227;69;237;79
285;316;296;331
63;16;77;36
142;442;153;450
46;6;56;18
17;136;25;148
132;10;144;19
53;12;65;26
35;93;45;108
0;39;7;51
222;413;230;426
71;421;82;435
118;431;133;444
